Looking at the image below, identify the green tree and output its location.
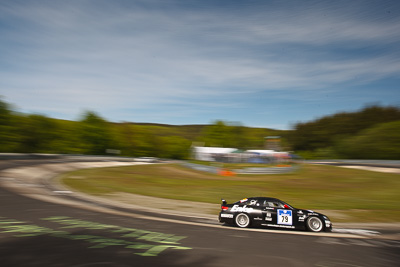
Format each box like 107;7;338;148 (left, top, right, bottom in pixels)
335;121;400;159
131;126;156;157
78;111;113;155
49;119;83;154
0;98;19;152
289;105;400;152
201;120;240;147
16;114;58;153
110;123;135;156
159;136;190;159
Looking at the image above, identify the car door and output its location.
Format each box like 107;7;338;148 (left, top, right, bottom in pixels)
248;198;264;222
262;200;297;228
275;200;296;228
261;200;277;224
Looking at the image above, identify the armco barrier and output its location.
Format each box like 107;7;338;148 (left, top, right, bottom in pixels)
0;153;62;160
234;166;299;174
182;162;299;174
182;163;219;174
0;153;138;162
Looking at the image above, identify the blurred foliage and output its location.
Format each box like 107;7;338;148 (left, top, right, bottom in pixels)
0;97;399;159
0;98;280;159
0;100;18;152
288;105;400;159
199;120;283;150
79;111;113;155
335;120;400;159
16;114;58;153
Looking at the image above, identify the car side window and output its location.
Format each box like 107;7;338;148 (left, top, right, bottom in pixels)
263;201;283;208
263;201;274;208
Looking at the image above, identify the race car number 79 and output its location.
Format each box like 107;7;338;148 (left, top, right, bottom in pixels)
278;209;292;225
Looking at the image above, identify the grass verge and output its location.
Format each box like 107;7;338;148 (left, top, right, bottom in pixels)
60;163;400;223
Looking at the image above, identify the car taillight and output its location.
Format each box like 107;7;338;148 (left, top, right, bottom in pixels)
221;206;229;210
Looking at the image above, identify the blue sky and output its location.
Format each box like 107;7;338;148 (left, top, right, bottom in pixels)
1;0;399;130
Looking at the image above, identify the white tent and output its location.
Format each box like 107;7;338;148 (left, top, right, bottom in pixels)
246;150;275;155
192;146;237;161
247;150;289;157
192;147;290;162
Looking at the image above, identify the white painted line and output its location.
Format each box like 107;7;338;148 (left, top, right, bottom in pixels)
340;165;400;174
53;190;73;194
333;228;380;236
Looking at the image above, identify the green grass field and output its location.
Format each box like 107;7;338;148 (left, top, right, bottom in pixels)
60;163;400;223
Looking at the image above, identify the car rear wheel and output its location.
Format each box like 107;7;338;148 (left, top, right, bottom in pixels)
235;213;251;228
306;217;323;232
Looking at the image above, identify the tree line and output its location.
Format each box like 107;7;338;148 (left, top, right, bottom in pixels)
287;105;400;159
0;98;280;159
1;98;399;159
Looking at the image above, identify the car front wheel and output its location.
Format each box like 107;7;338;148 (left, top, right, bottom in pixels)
235;213;251;228
306;217;323;232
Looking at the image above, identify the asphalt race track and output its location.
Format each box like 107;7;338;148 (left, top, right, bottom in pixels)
0;158;399;267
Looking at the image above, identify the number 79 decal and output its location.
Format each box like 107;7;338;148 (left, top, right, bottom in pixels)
277;209;292;225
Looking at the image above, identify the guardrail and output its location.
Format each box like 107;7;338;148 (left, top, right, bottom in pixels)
234;166;299;174
182;162;300;174
182;163;219;174
0;153;139;162
306;159;400;168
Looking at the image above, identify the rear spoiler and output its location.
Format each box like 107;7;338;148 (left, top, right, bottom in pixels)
221;198;227;206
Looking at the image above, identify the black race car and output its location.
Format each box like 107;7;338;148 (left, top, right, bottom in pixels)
219;197;332;232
